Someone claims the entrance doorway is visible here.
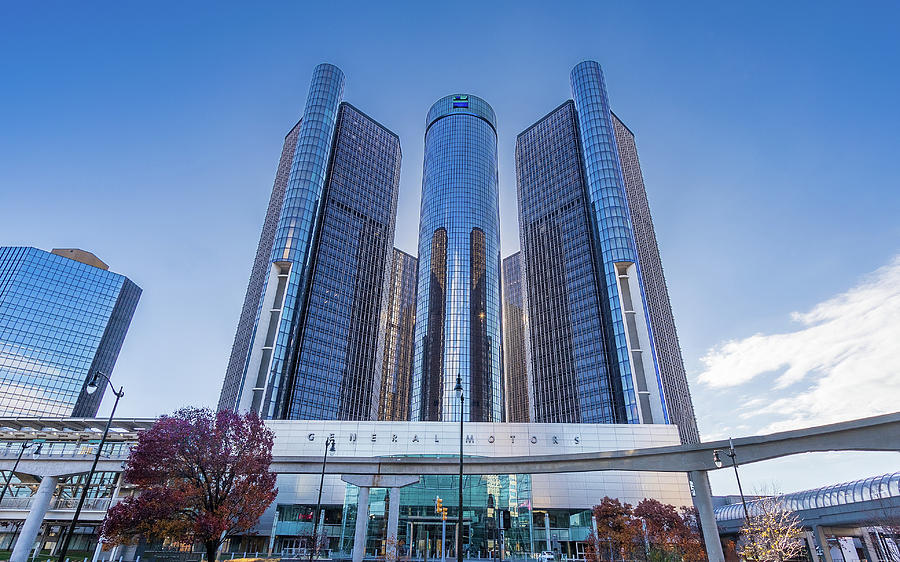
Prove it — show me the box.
[406,518,470,561]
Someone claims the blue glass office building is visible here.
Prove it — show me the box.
[221,64,402,420]
[378,249,418,421]
[516,100,623,424]
[516,61,697,439]
[502,252,528,423]
[220,120,301,413]
[611,114,699,443]
[0,247,140,417]
[411,94,503,422]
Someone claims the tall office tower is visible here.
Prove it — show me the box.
[502,252,528,422]
[0,247,141,417]
[411,94,503,422]
[377,249,417,421]
[219,121,301,412]
[517,99,623,424]
[219,64,402,420]
[516,61,694,436]
[611,115,699,443]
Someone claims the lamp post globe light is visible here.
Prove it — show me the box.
[57,371,124,562]
[714,438,751,522]
[455,374,464,562]
[310,435,336,561]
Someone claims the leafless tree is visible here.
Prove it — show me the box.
[737,495,804,562]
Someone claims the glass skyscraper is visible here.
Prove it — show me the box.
[501,252,528,422]
[378,249,417,421]
[220,64,402,420]
[516,61,698,442]
[517,100,623,424]
[411,94,503,422]
[0,247,141,417]
[611,114,699,443]
[220,120,301,412]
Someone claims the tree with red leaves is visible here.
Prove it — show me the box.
[100,408,278,562]
[589,497,706,562]
[634,499,707,562]
[635,499,683,553]
[593,497,641,560]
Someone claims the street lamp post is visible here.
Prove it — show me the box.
[713,438,750,521]
[0,440,42,505]
[454,374,464,562]
[57,371,124,562]
[309,435,335,562]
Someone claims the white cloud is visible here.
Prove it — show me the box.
[697,254,900,433]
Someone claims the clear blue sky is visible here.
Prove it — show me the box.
[2,1,899,496]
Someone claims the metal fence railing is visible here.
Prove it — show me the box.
[0,496,116,511]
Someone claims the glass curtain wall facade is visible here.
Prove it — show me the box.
[268,475,648,560]
[501,252,529,422]
[569,61,667,426]
[515,102,622,423]
[225,64,402,420]
[411,94,503,422]
[231,63,345,418]
[611,114,699,444]
[378,249,418,421]
[268,474,625,560]
[219,120,302,412]
[0,247,140,417]
[337,475,533,559]
[516,61,688,430]
[284,103,401,420]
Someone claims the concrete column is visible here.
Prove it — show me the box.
[860,530,879,562]
[544,512,551,550]
[11,475,58,562]
[688,471,725,562]
[805,530,822,562]
[386,487,401,560]
[341,475,418,562]
[352,486,370,562]
[815,526,835,562]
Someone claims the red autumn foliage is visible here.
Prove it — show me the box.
[634,499,706,561]
[593,497,642,560]
[634,499,684,550]
[589,496,706,561]
[100,408,278,562]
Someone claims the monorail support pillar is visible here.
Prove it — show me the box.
[815,525,835,562]
[689,470,724,562]
[11,475,58,562]
[342,475,419,562]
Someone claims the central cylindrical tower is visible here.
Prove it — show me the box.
[411,94,502,422]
